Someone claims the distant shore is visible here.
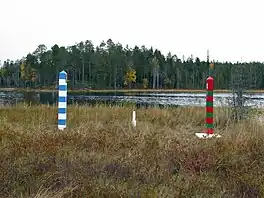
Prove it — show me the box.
[1,87,264,93]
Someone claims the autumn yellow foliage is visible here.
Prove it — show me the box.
[20,62,37,82]
[124,67,136,87]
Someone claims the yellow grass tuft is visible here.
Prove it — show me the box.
[0,105,264,197]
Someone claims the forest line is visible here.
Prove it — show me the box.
[0,39,262,90]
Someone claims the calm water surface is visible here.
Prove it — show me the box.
[1,91,264,108]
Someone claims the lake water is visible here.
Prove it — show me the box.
[1,91,264,108]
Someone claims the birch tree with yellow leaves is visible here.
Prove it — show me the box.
[124,66,136,89]
[20,62,37,87]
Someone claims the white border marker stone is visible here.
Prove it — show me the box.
[58,70,67,130]
[132,110,136,127]
[195,133,221,139]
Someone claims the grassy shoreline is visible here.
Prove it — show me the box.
[1,87,264,93]
[1,105,264,197]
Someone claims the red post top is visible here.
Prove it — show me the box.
[206,77,214,91]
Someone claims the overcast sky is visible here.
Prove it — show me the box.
[0,0,263,63]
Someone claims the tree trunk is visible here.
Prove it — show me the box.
[156,69,159,89]
[152,68,156,89]
[176,68,180,89]
[82,59,85,86]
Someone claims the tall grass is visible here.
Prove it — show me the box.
[0,105,264,197]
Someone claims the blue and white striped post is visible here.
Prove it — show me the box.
[58,70,67,130]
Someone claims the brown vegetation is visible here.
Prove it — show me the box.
[0,105,264,197]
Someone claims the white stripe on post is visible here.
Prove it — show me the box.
[59,79,67,85]
[58,102,67,109]
[58,70,67,131]
[58,113,67,120]
[58,90,67,97]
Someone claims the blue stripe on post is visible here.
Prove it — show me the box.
[59,72,67,79]
[58,96,67,103]
[58,85,67,91]
[58,108,66,114]
[58,119,66,125]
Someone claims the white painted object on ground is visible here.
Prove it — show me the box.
[132,110,136,127]
[195,132,221,139]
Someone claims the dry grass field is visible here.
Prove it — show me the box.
[1,105,264,197]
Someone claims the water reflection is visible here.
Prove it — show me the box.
[0,91,264,108]
[24,92,40,105]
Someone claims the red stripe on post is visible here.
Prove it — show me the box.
[206,106,213,113]
[206,96,213,102]
[207,128,214,134]
[207,77,214,90]
[206,117,213,124]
